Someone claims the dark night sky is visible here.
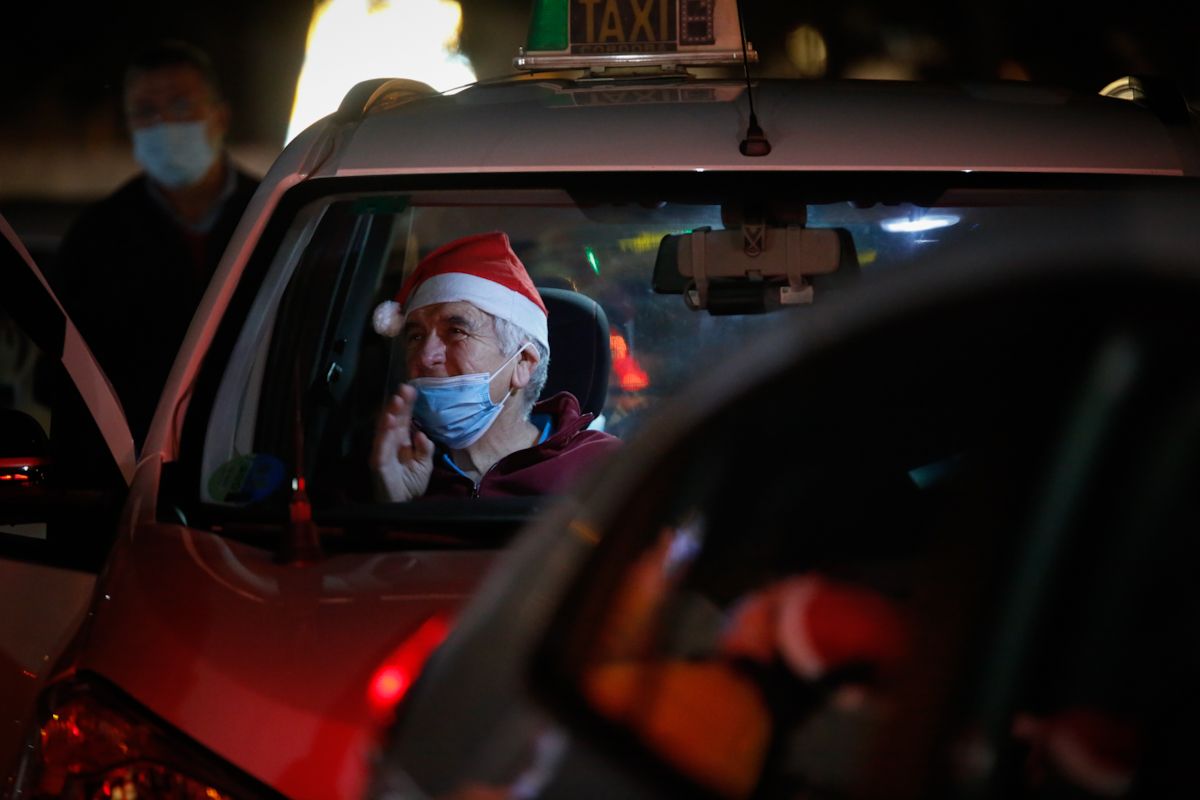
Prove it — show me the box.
[0,1,1197,189]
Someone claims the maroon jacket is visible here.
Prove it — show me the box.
[423,392,622,498]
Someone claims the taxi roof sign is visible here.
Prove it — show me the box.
[515,0,758,71]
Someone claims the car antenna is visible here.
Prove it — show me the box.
[279,358,322,564]
[736,0,770,157]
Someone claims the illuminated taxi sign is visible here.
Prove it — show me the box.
[516,0,756,71]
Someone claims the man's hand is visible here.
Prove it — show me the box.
[370,384,435,502]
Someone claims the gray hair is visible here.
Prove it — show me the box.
[493,315,550,414]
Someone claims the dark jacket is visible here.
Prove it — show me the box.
[53,165,258,445]
[425,392,622,498]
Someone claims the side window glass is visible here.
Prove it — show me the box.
[259,203,400,506]
[1,310,52,501]
[199,200,374,508]
[1,310,122,568]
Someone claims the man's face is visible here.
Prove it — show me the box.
[124,64,229,145]
[402,301,523,402]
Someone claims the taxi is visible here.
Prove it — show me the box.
[2,0,1199,798]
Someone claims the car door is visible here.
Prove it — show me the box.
[0,214,135,780]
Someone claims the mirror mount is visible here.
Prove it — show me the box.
[655,223,853,315]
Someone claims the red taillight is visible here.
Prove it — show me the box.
[39,703,133,794]
[30,696,236,799]
[367,613,453,719]
[0,472,30,481]
[18,679,270,799]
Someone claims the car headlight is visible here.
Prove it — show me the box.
[15,672,279,800]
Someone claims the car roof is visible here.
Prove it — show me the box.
[317,77,1195,177]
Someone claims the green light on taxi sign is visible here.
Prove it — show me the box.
[527,0,569,51]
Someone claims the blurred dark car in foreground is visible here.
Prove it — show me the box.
[373,196,1200,800]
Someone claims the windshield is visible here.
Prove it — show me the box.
[192,175,1177,538]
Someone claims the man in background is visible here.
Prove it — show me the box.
[54,40,259,446]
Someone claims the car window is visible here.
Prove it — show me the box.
[200,183,785,513]
[191,177,1188,524]
[1,311,53,514]
[0,309,124,569]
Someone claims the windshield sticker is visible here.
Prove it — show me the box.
[208,454,287,504]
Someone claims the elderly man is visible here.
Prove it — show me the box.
[54,40,258,446]
[371,232,621,500]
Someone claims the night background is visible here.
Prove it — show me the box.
[0,4,1198,791]
[1,0,1197,235]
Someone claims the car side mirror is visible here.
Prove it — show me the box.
[0,408,52,485]
[1,408,121,570]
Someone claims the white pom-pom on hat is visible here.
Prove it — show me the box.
[373,300,405,338]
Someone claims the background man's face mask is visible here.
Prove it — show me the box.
[409,346,527,450]
[132,121,218,189]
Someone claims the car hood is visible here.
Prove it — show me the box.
[74,523,496,800]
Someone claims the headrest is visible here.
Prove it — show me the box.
[537,287,611,418]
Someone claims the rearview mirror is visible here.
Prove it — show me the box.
[653,225,855,314]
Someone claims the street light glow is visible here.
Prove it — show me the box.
[286,0,476,144]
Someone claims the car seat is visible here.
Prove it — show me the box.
[537,287,611,418]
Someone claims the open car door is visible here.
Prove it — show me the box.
[0,215,134,489]
[0,213,136,781]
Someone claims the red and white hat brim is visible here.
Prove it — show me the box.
[406,272,549,349]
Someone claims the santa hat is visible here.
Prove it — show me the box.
[373,232,548,350]
[718,574,909,684]
[775,575,908,681]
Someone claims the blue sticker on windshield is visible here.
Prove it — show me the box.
[208,454,287,504]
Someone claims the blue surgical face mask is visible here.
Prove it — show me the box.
[132,121,218,189]
[409,346,527,450]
